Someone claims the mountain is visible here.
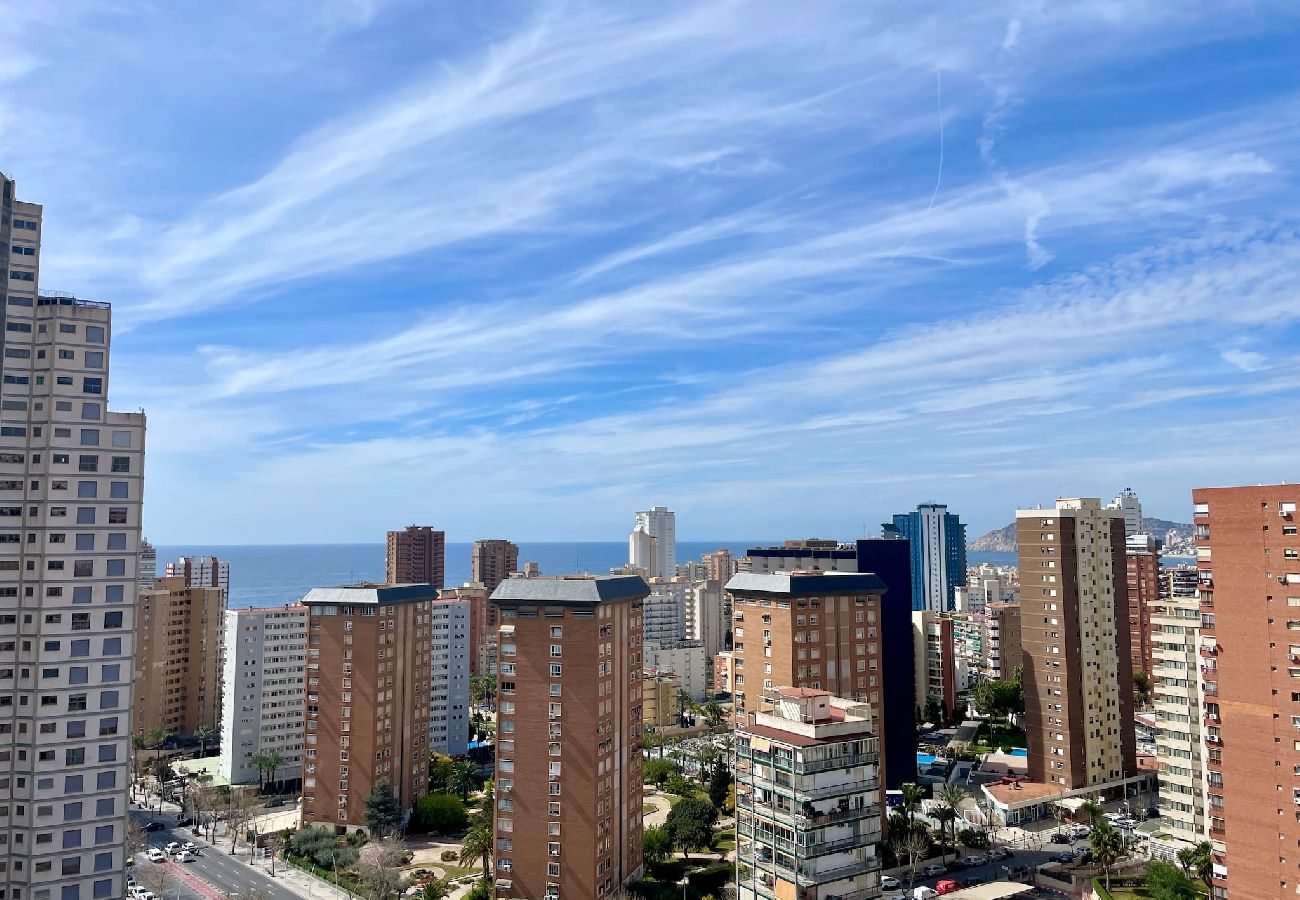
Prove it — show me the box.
[968,516,1195,555]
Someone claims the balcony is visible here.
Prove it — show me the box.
[738,849,880,887]
[802,776,880,800]
[1199,645,1218,657]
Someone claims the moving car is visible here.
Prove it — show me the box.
[1069,823,1091,839]
[144,849,166,863]
[989,846,1013,860]
[175,851,195,863]
[181,842,197,852]
[1050,832,1071,843]
[921,864,946,878]
[1053,851,1075,864]
[163,842,181,855]
[143,822,166,832]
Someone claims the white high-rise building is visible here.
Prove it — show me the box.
[137,538,156,594]
[642,589,684,646]
[220,606,307,786]
[633,505,676,580]
[165,554,231,605]
[0,173,146,900]
[628,525,656,577]
[430,596,470,756]
[683,579,725,657]
[1108,487,1144,538]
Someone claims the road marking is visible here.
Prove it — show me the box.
[169,863,226,900]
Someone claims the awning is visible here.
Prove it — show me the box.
[1054,797,1088,811]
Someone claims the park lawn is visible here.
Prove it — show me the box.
[643,802,658,816]
[970,721,1027,752]
[1095,880,1208,899]
[713,827,736,851]
[641,860,733,900]
[435,864,480,880]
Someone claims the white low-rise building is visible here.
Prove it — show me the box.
[220,605,308,786]
[643,639,709,701]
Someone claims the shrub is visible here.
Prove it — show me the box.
[410,793,468,835]
[957,827,988,849]
[439,850,459,862]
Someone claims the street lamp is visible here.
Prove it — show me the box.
[678,875,688,900]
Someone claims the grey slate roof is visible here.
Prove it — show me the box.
[490,574,650,606]
[301,583,436,605]
[724,571,886,597]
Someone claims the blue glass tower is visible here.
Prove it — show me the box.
[886,503,967,611]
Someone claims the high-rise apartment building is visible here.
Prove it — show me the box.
[642,640,708,701]
[725,573,885,757]
[1191,485,1300,899]
[888,503,967,611]
[1148,579,1207,852]
[642,589,684,646]
[735,689,883,900]
[1108,487,1144,538]
[741,539,917,789]
[632,506,675,580]
[1126,533,1161,678]
[0,173,146,900]
[491,575,649,900]
[472,540,519,599]
[386,526,445,590]
[164,554,230,605]
[984,601,1022,681]
[220,605,307,787]
[1017,498,1136,789]
[300,585,433,832]
[137,538,156,594]
[429,594,470,757]
[683,579,725,658]
[912,611,957,723]
[132,576,224,737]
[444,583,493,676]
[702,549,736,585]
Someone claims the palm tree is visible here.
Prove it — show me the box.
[676,689,693,725]
[702,701,725,729]
[194,724,217,758]
[448,759,480,802]
[1179,840,1213,887]
[938,784,968,845]
[644,730,666,759]
[900,782,923,834]
[1077,799,1103,827]
[131,734,148,800]
[933,806,957,863]
[1090,820,1126,891]
[251,750,283,793]
[459,824,493,880]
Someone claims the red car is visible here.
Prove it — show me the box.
[935,880,962,895]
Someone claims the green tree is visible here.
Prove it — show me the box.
[676,689,694,724]
[1145,860,1197,900]
[464,879,492,900]
[1177,840,1213,887]
[643,731,666,759]
[1090,820,1126,891]
[447,759,481,802]
[643,826,672,865]
[899,782,923,834]
[664,774,692,797]
[644,758,677,787]
[470,782,493,831]
[1077,799,1103,827]
[1133,669,1152,703]
[364,779,404,837]
[420,880,452,900]
[972,678,1023,721]
[459,825,493,881]
[936,783,968,863]
[707,763,732,810]
[702,701,725,729]
[194,724,217,758]
[469,675,497,708]
[251,748,284,793]
[410,794,468,835]
[665,797,717,858]
[428,753,455,792]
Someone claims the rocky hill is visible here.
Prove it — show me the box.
[969,517,1195,555]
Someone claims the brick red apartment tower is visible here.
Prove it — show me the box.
[491,575,650,900]
[1194,485,1300,899]
[1127,533,1161,679]
[386,525,445,590]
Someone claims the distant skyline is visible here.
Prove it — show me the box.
[4,2,1299,543]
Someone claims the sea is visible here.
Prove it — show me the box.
[152,542,1024,609]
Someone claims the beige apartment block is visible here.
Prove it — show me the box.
[132,576,225,737]
[642,669,680,728]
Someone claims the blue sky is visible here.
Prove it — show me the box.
[4,1,1299,543]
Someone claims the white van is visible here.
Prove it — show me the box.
[912,888,939,900]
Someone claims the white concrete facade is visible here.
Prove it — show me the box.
[633,506,676,580]
[219,606,307,786]
[684,579,725,658]
[643,640,708,701]
[1108,487,1144,538]
[1150,589,1208,845]
[642,589,684,647]
[136,538,155,594]
[0,175,146,900]
[165,555,230,606]
[430,597,470,757]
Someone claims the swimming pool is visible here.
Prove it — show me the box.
[1008,747,1028,757]
[917,753,938,766]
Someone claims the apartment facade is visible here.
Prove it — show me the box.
[164,555,230,605]
[683,579,725,658]
[471,540,518,599]
[300,585,433,832]
[491,575,649,900]
[735,689,883,900]
[220,605,307,787]
[984,601,1022,681]
[1148,583,1207,849]
[1126,534,1161,678]
[642,589,684,646]
[1192,485,1300,899]
[0,174,146,900]
[386,526,445,590]
[132,576,224,737]
[429,595,470,757]
[136,539,156,594]
[642,640,708,701]
[444,583,492,677]
[1018,498,1136,789]
[912,611,957,723]
[642,670,679,728]
[632,506,675,580]
[889,503,967,612]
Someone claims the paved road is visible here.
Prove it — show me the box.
[131,810,301,900]
[887,833,1090,896]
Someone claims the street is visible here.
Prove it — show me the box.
[888,830,1090,896]
[130,809,303,900]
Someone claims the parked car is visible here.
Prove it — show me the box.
[143,822,165,832]
[989,847,1013,860]
[1053,852,1075,865]
[935,880,962,895]
[181,842,197,852]
[944,859,966,872]
[960,854,987,867]
[1069,823,1090,838]
[144,849,166,863]
[134,890,156,900]
[881,876,902,891]
[264,798,286,808]
[912,888,939,900]
[175,851,195,863]
[921,864,946,878]
[163,842,181,855]
[1116,816,1138,828]
[1049,832,1071,843]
